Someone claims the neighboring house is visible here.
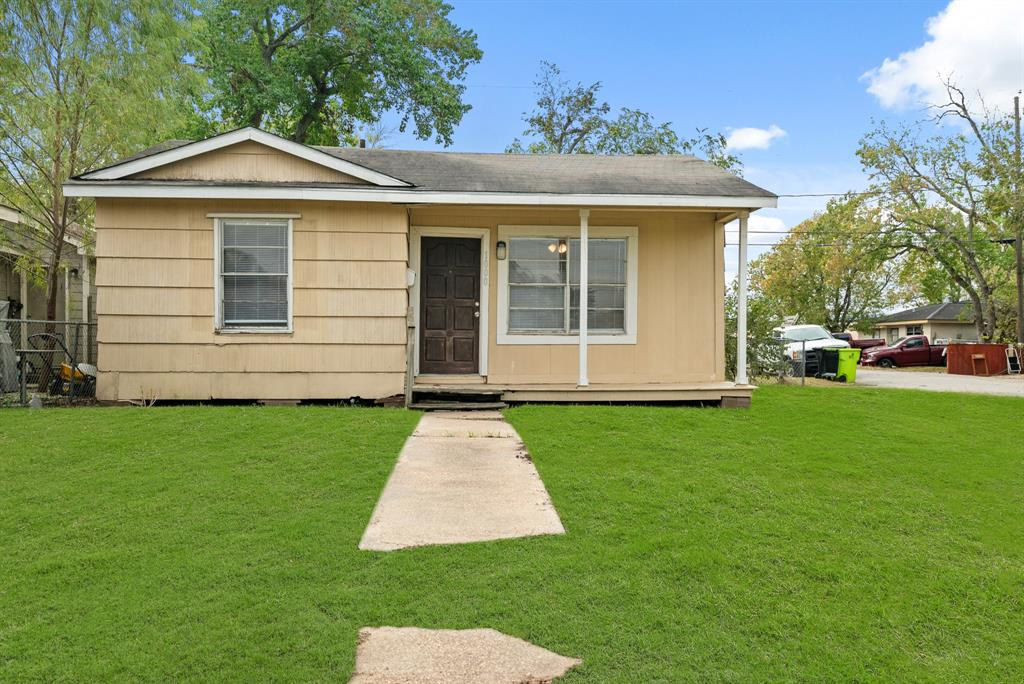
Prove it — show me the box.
[63,127,776,405]
[0,204,96,324]
[873,302,977,343]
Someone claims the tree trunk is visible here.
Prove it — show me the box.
[45,245,63,320]
[966,291,986,341]
[983,296,998,342]
[292,82,330,143]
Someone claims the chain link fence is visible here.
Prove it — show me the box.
[1,319,98,406]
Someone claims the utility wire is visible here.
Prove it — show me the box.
[775,191,878,198]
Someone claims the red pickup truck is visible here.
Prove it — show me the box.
[860,335,947,368]
[830,332,886,350]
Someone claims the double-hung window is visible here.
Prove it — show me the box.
[499,226,637,344]
[216,218,292,331]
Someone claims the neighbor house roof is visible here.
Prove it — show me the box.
[877,302,973,323]
[63,127,777,209]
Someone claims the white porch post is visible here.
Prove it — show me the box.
[79,248,90,324]
[19,267,28,349]
[736,212,749,385]
[64,266,71,343]
[578,208,590,386]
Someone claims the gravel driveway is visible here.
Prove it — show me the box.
[857,368,1024,397]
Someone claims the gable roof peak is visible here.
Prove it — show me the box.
[77,127,411,187]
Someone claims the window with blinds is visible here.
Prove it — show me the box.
[507,237,627,334]
[218,219,290,329]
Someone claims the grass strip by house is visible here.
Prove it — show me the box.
[2,386,1023,681]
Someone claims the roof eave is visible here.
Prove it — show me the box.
[61,180,778,209]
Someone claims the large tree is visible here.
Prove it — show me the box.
[750,196,897,333]
[193,0,482,145]
[507,62,741,172]
[0,0,199,321]
[858,82,1019,341]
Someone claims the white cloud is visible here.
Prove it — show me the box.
[725,125,787,151]
[863,0,1024,110]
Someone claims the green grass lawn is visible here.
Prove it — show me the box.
[2,386,1023,681]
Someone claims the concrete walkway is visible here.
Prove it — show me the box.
[350,627,580,683]
[858,368,1024,397]
[359,411,565,551]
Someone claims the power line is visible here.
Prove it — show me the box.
[775,191,877,198]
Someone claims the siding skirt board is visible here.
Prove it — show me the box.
[412,380,754,404]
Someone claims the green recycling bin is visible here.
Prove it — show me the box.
[836,348,861,382]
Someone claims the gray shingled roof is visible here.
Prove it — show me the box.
[85,138,776,199]
[878,301,973,323]
[320,147,776,198]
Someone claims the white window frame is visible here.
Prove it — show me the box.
[213,215,295,334]
[496,225,638,345]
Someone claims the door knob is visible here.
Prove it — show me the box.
[474,311,480,318]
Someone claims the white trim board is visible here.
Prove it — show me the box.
[80,127,410,187]
[410,226,491,377]
[62,180,777,209]
[496,224,639,346]
[0,205,22,223]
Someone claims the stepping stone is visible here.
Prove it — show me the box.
[359,413,565,551]
[350,627,580,683]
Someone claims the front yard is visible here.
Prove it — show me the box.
[2,386,1023,680]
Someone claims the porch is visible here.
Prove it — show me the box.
[411,375,754,408]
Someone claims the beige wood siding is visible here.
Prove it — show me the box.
[129,141,366,184]
[94,198,408,401]
[409,206,725,385]
[926,321,978,342]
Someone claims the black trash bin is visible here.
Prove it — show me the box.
[817,347,841,379]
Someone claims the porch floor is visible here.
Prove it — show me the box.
[412,379,755,403]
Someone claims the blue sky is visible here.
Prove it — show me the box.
[382,0,1024,276]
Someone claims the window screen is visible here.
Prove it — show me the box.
[220,220,289,328]
[507,236,627,334]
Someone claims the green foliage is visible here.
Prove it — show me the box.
[858,82,1021,340]
[5,393,1024,680]
[505,61,609,155]
[193,0,482,145]
[0,0,200,317]
[725,280,788,381]
[750,195,898,332]
[507,62,741,173]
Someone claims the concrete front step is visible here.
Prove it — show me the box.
[409,400,508,411]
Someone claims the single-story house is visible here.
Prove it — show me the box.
[63,127,776,406]
[873,302,977,344]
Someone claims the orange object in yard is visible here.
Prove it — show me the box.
[946,343,1009,376]
[58,362,89,382]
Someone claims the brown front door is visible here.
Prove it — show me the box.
[419,236,481,374]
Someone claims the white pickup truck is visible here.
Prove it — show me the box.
[776,324,850,368]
